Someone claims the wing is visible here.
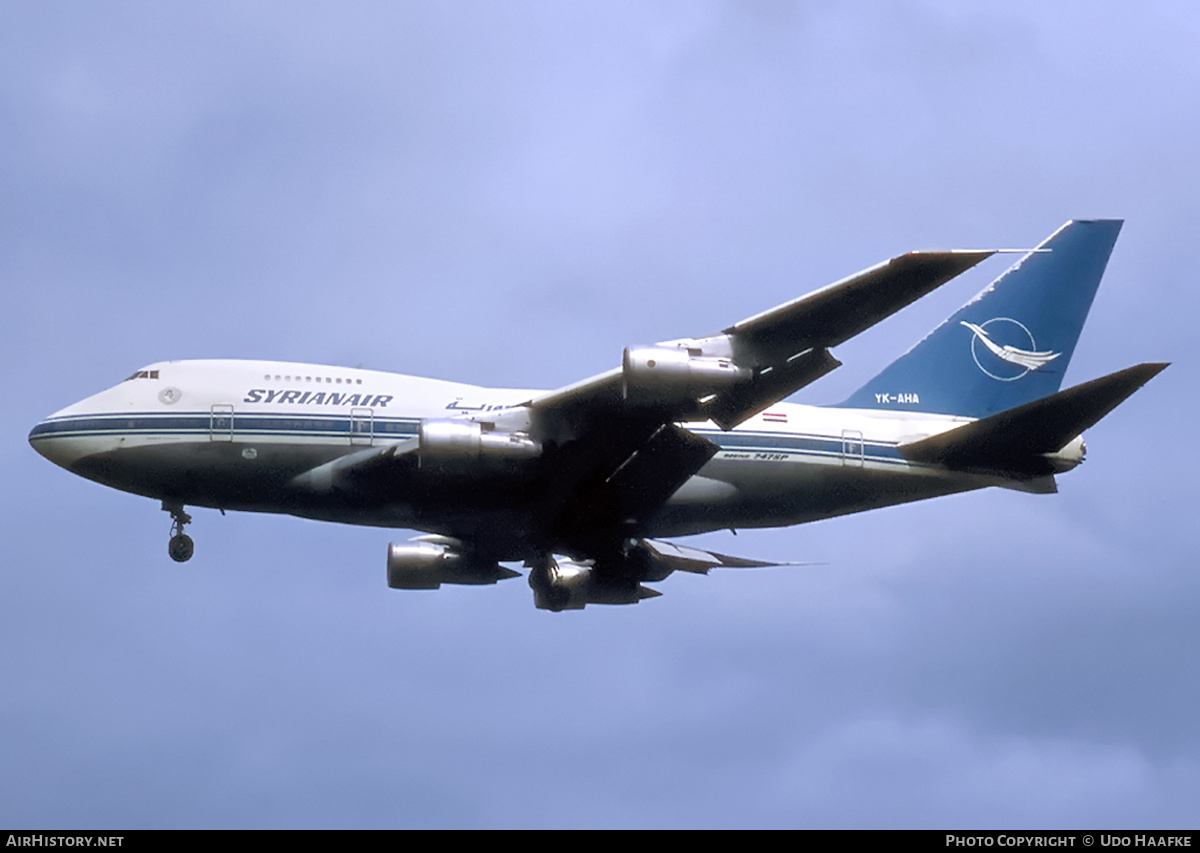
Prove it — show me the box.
[528,250,995,435]
[519,249,996,551]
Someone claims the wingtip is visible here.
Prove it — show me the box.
[1139,362,1170,381]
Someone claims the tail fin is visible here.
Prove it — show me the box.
[839,220,1122,417]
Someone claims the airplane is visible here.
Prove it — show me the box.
[29,219,1166,610]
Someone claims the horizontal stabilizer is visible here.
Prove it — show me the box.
[899,362,1168,475]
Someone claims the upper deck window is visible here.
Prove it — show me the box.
[261,373,365,385]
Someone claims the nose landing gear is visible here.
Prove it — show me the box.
[164,502,194,563]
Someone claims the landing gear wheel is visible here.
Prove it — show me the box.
[168,533,194,563]
[163,501,194,563]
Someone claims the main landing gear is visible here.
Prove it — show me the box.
[164,501,194,563]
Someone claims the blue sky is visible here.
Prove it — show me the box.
[2,1,1197,828]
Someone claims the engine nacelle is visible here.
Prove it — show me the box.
[417,419,540,465]
[387,537,519,589]
[528,556,660,611]
[622,346,748,403]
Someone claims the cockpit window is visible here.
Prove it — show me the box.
[123,370,160,381]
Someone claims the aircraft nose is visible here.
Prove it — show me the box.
[29,414,79,470]
[30,417,62,465]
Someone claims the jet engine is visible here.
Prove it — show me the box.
[527,555,661,612]
[386,536,519,589]
[417,419,540,465]
[622,346,748,403]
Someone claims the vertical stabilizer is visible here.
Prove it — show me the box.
[838,220,1122,418]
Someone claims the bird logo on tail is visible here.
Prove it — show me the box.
[962,319,1061,381]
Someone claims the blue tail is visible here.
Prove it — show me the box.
[838,219,1122,418]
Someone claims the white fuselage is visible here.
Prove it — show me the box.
[30,359,1080,557]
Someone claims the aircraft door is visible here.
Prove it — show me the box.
[841,429,864,467]
[350,407,373,446]
[210,404,234,442]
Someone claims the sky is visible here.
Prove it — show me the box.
[2,0,1197,829]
